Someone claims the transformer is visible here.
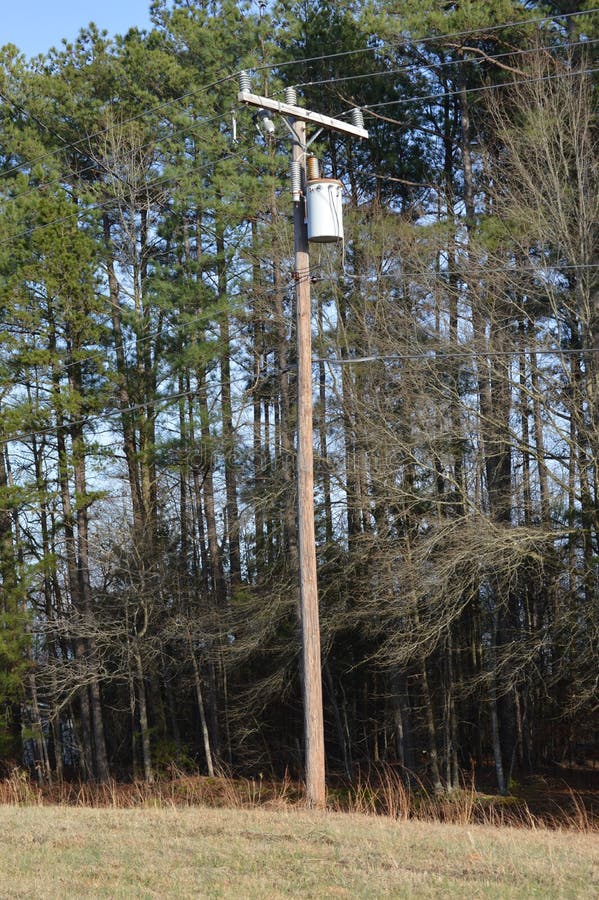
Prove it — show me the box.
[306,178,344,243]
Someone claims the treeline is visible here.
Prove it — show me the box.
[0,0,597,793]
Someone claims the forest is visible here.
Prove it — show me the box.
[0,0,597,798]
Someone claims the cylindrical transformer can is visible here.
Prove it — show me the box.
[306,178,344,243]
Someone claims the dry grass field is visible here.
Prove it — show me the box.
[0,804,597,898]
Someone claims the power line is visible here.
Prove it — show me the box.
[0,9,593,223]
[0,388,192,444]
[334,260,599,276]
[314,347,599,366]
[0,148,245,249]
[0,88,134,196]
[5,254,590,376]
[5,291,254,378]
[0,72,239,182]
[1,61,594,251]
[1,257,595,384]
[0,107,234,209]
[2,334,597,446]
[290,37,598,91]
[291,261,599,291]
[363,66,598,113]
[0,134,284,250]
[1,6,594,184]
[250,7,598,78]
[268,10,599,75]
[0,121,284,248]
[383,8,598,45]
[0,361,268,445]
[3,57,593,232]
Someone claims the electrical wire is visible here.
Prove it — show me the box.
[0,15,594,443]
[314,347,599,366]
[2,59,594,251]
[5,294,256,379]
[0,362,269,445]
[1,251,593,391]
[0,14,593,241]
[289,37,598,91]
[1,6,595,184]
[290,262,599,290]
[3,337,597,446]
[0,13,595,401]
[0,388,193,444]
[0,141,282,251]
[0,147,245,249]
[0,244,300,386]
[333,260,599,277]
[0,88,134,196]
[0,117,282,249]
[250,8,598,79]
[0,106,235,209]
[386,8,599,44]
[0,72,240,181]
[362,66,599,113]
[4,359,258,411]
[3,255,595,380]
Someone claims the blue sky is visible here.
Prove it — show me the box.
[2,1,154,58]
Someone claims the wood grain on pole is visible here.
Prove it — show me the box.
[293,118,326,808]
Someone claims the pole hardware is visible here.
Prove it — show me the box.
[237,88,369,140]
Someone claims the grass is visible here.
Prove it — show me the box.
[0,804,597,898]
[1,765,596,830]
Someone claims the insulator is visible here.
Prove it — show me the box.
[350,107,365,129]
[257,109,276,135]
[238,71,251,93]
[290,160,302,201]
[306,155,320,181]
[285,87,298,106]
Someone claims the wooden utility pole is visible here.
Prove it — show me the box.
[237,76,368,808]
[292,116,325,808]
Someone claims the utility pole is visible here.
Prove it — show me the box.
[238,76,368,808]
[292,114,325,807]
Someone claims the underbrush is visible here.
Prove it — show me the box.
[332,767,596,831]
[0,766,301,811]
[0,765,595,831]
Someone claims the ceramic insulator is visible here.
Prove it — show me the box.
[238,71,251,92]
[350,108,365,129]
[290,160,302,201]
[285,87,297,106]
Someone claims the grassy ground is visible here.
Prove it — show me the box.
[0,805,596,898]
